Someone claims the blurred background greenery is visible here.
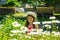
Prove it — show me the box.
[0,0,60,40]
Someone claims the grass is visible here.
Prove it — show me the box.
[0,15,60,40]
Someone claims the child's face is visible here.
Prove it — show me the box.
[27,16,33,23]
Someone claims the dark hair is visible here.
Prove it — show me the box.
[25,15,35,28]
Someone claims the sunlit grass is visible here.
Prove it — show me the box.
[0,14,60,40]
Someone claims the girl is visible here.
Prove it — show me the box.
[25,12,38,31]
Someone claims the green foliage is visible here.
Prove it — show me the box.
[0,14,60,40]
[2,0,21,7]
[1,0,55,7]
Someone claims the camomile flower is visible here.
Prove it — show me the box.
[54,32,60,37]
[10,30,20,34]
[54,32,58,37]
[12,22,21,27]
[52,20,60,23]
[43,25,51,29]
[37,29,43,32]
[42,21,52,24]
[42,31,50,35]
[24,35,31,39]
[20,26,28,33]
[49,16,56,19]
[33,22,40,24]
[43,31,47,35]
[52,31,56,34]
[20,26,27,31]
[39,31,44,35]
[45,31,50,35]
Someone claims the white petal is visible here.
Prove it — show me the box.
[49,16,56,19]
[33,22,40,24]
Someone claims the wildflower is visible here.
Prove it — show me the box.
[10,30,20,34]
[42,21,51,24]
[49,16,56,19]
[33,22,40,24]
[25,35,31,39]
[12,22,21,27]
[20,26,28,33]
